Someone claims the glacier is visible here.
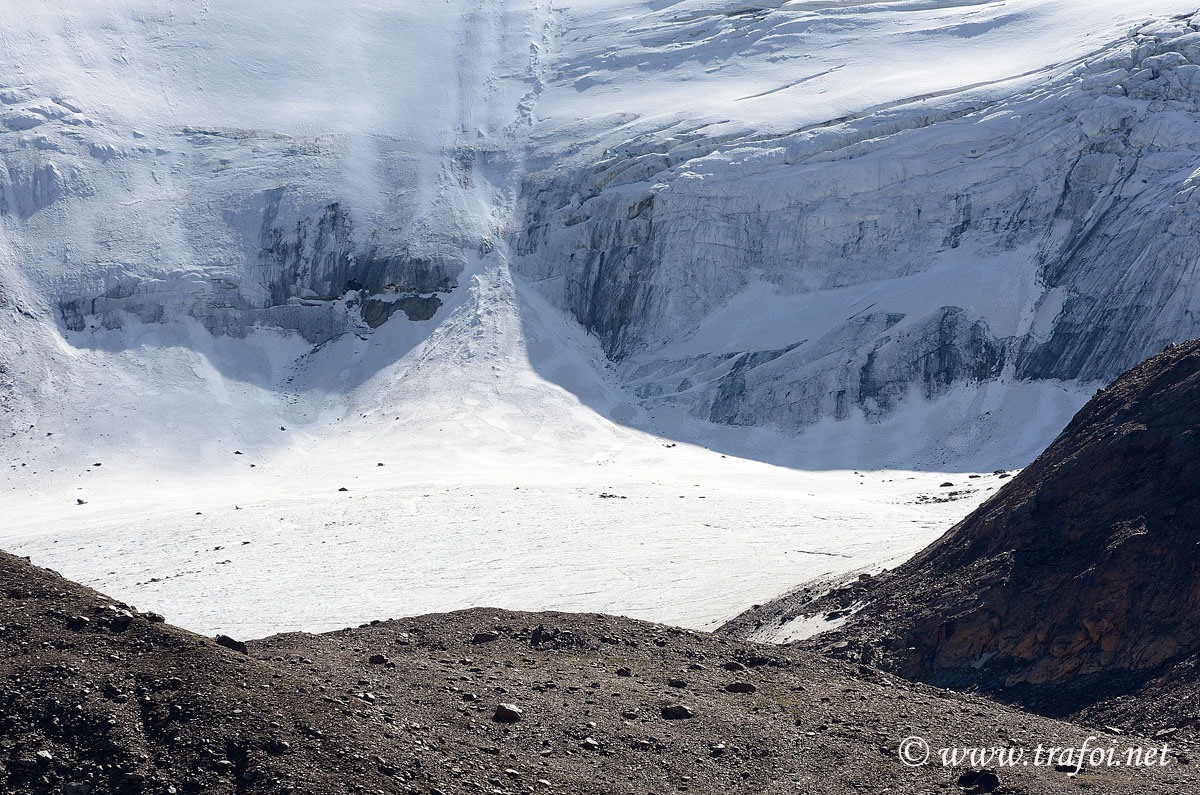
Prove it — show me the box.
[3,0,1200,634]
[2,1,1199,462]
[515,1,1200,442]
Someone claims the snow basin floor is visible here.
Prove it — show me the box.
[3,460,999,640]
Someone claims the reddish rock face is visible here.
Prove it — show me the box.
[819,340,1200,701]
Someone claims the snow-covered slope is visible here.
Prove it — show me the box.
[2,1,1199,634]
[3,257,1004,636]
[0,0,545,350]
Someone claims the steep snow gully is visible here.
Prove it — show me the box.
[4,1,1200,635]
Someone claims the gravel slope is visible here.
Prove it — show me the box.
[4,549,1198,794]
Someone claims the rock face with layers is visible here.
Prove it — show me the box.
[775,339,1200,717]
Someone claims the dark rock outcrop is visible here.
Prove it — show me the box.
[360,294,442,327]
[789,339,1200,721]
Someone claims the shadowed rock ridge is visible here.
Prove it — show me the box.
[5,550,1196,794]
[798,338,1200,718]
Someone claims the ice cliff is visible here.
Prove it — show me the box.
[516,5,1200,433]
[3,0,1200,459]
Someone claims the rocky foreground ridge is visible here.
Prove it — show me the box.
[4,549,1195,794]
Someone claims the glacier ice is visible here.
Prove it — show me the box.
[7,0,1200,636]
[2,0,1200,462]
[516,9,1200,437]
